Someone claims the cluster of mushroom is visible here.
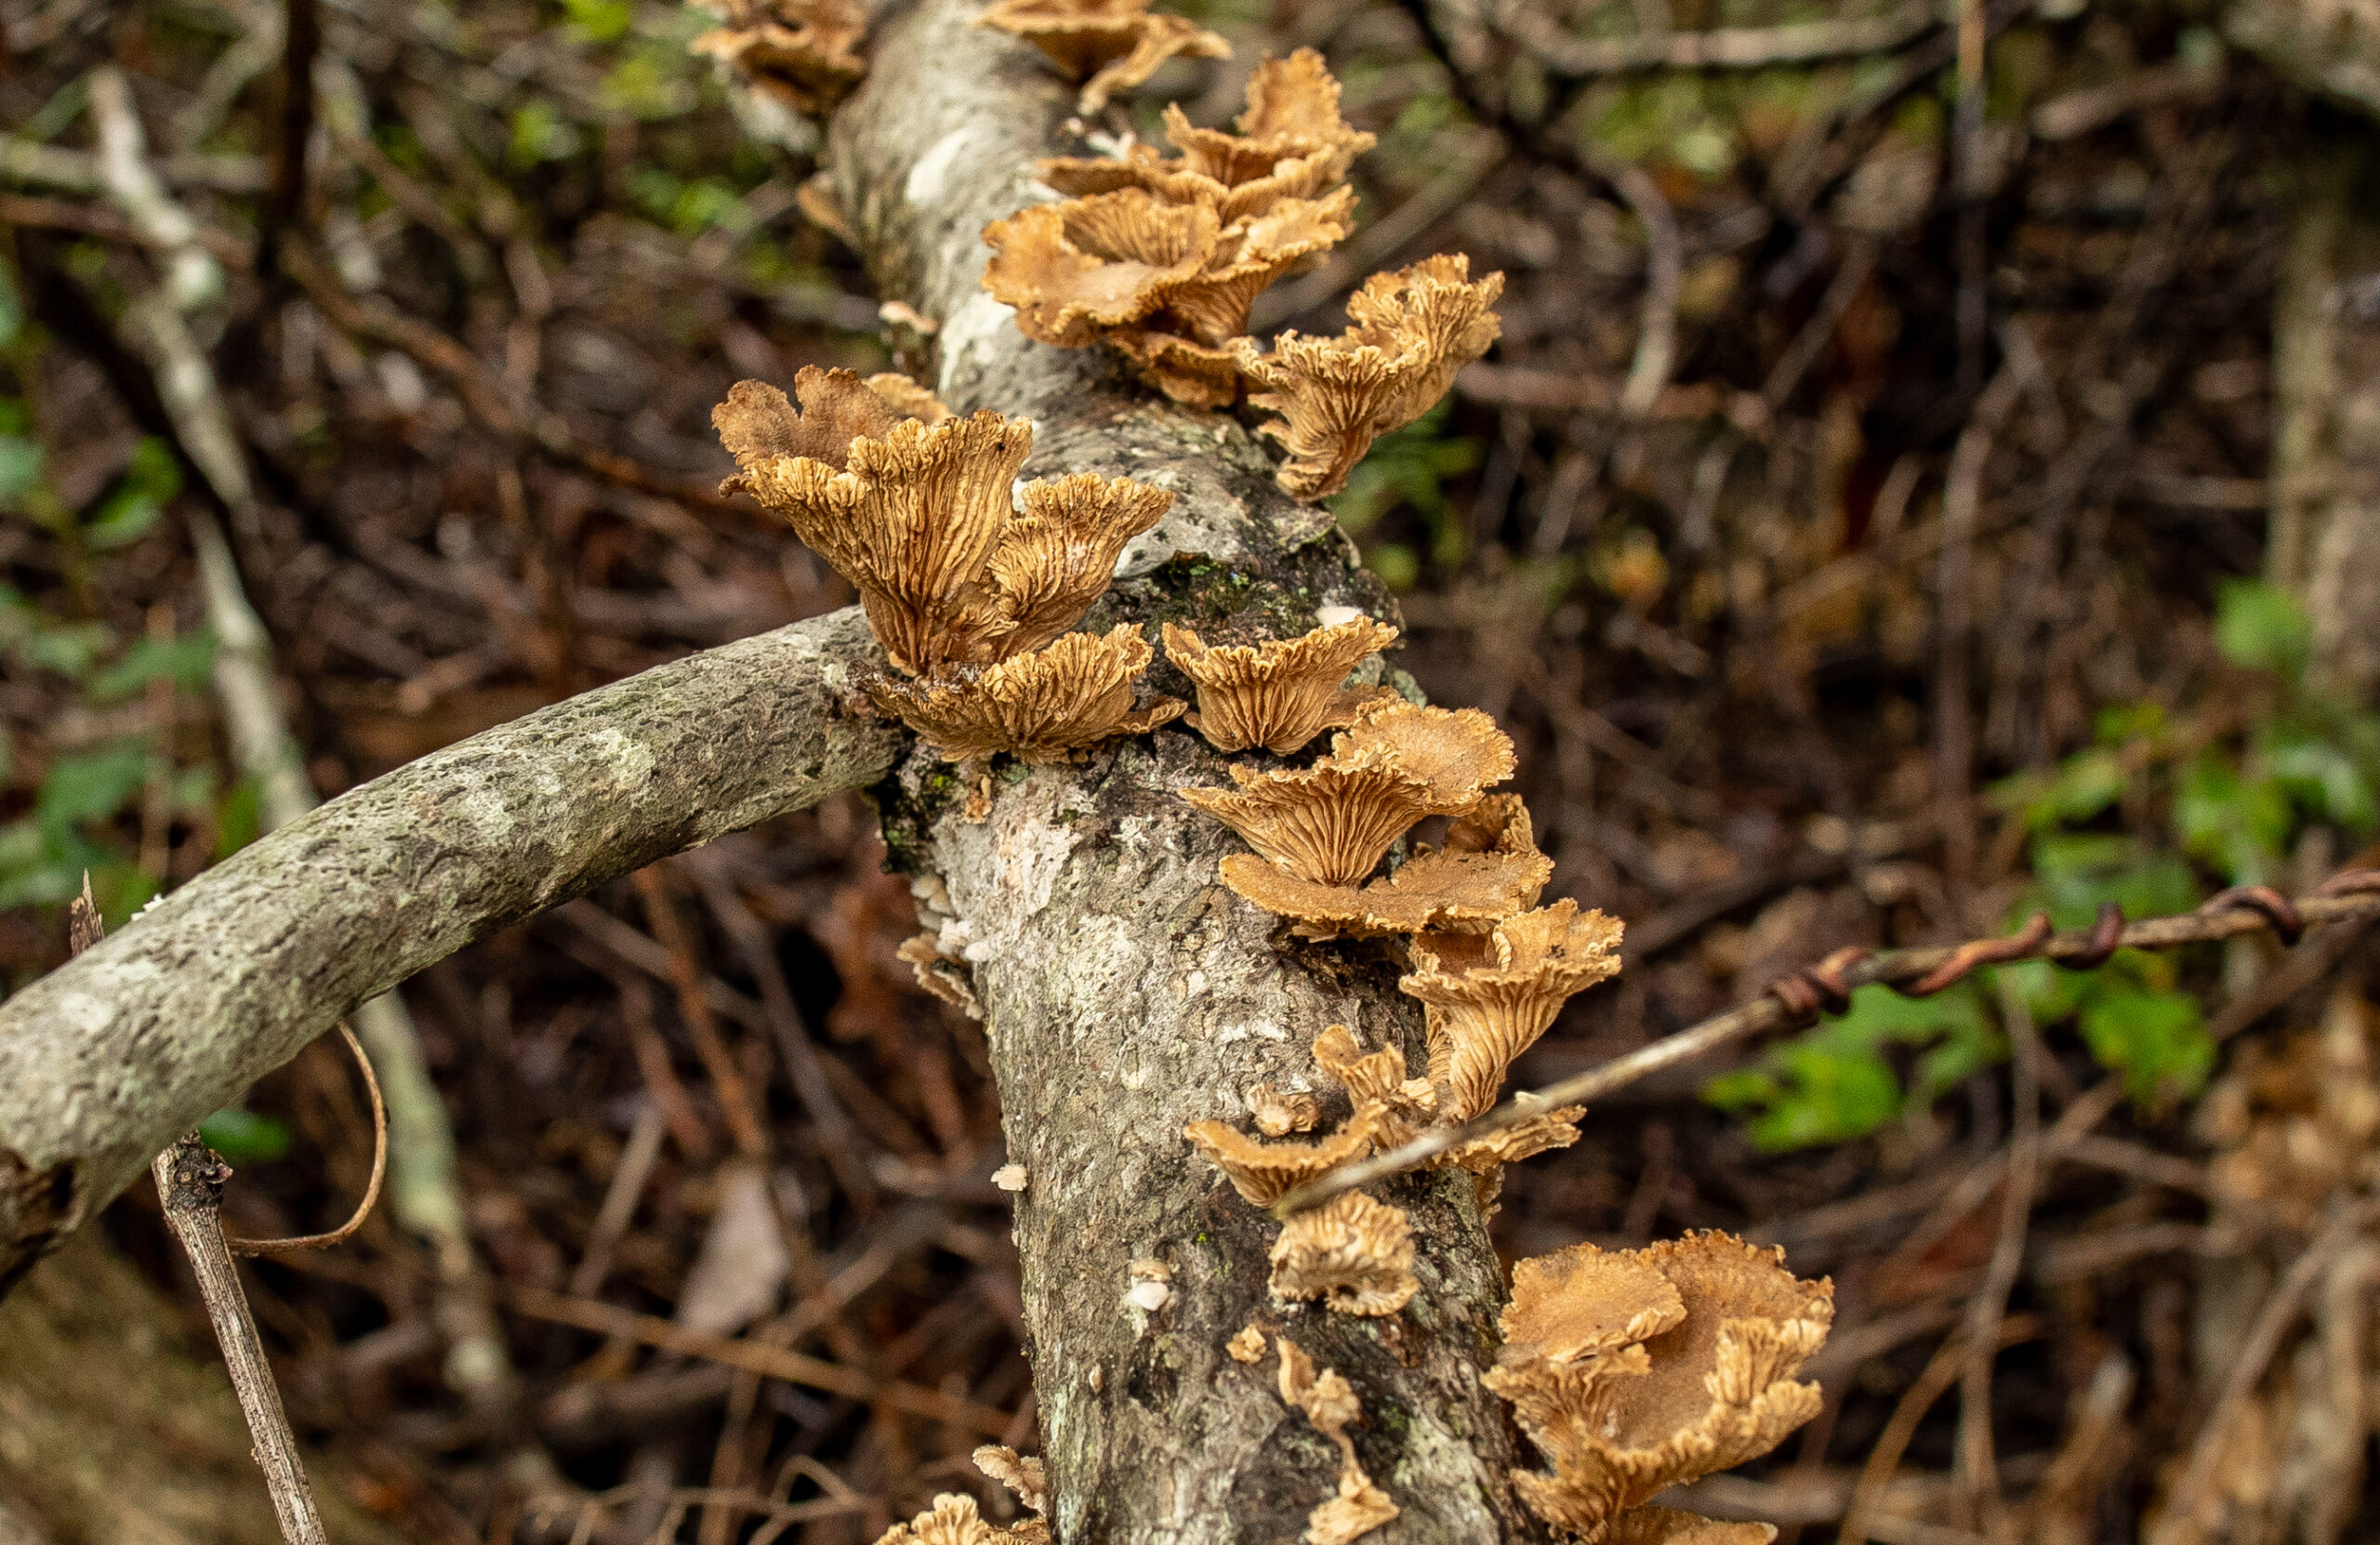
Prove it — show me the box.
[690,0,868,115]
[1165,616,1832,1543]
[712,366,1187,780]
[977,42,1504,498]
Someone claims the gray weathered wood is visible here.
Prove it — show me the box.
[833,6,1541,1538]
[0,608,897,1292]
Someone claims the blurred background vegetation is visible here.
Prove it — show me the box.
[5,0,2380,1538]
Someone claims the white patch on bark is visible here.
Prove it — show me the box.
[939,291,1018,400]
[905,127,972,207]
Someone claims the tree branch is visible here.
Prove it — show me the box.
[0,608,898,1292]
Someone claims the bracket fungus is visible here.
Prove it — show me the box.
[863,625,1184,765]
[1183,1102,1382,1206]
[1402,898,1625,1122]
[984,49,1373,405]
[1182,701,1516,887]
[1249,1082,1323,1137]
[1268,1189,1418,1317]
[1484,1233,1833,1542]
[1236,254,1506,500]
[984,186,1355,406]
[716,368,1188,771]
[715,368,1168,675]
[690,0,867,115]
[1277,1338,1400,1545]
[1162,615,1398,755]
[1310,1023,1435,1149]
[972,1446,1049,1516]
[974,0,1231,115]
[872,1492,1046,1545]
[1219,792,1553,939]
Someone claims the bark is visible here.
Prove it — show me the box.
[0,608,898,1293]
[831,7,1540,1540]
[2267,139,2380,701]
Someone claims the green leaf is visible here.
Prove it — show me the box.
[34,741,151,839]
[88,629,216,703]
[1988,746,2124,832]
[0,436,43,508]
[83,437,182,549]
[214,776,261,859]
[2175,753,2292,883]
[1701,981,1997,1150]
[2078,988,2213,1105]
[2266,732,2378,833]
[562,0,634,42]
[2214,579,2309,680]
[197,1108,292,1162]
[0,266,21,348]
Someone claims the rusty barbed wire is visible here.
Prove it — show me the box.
[1274,867,2380,1217]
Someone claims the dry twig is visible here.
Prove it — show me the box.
[1277,870,2380,1213]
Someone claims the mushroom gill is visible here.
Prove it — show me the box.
[1309,1023,1435,1149]
[862,625,1184,766]
[689,0,867,115]
[1162,615,1399,755]
[1401,898,1624,1122]
[1181,702,1515,887]
[1268,1189,1418,1317]
[1236,254,1505,500]
[1484,1233,1833,1542]
[974,0,1231,114]
[713,367,1171,677]
[1217,792,1551,939]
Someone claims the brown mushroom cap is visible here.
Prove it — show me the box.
[972,1446,1049,1514]
[1269,1190,1418,1317]
[1248,1083,1323,1137]
[690,0,867,115]
[1162,616,1399,755]
[1501,1242,1686,1365]
[1183,1103,1382,1206]
[1182,703,1514,887]
[715,369,1170,676]
[1484,1233,1833,1539]
[863,625,1183,765]
[974,0,1232,114]
[1237,254,1505,500]
[1402,899,1624,1121]
[1214,792,1550,937]
[981,47,1372,406]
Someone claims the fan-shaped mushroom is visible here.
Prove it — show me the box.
[1236,255,1505,500]
[862,626,1183,765]
[1277,1338,1400,1545]
[1268,1189,1418,1317]
[714,368,1171,677]
[1182,702,1515,887]
[690,0,866,115]
[1484,1233,1834,1541]
[1216,793,1551,938]
[1162,615,1398,755]
[982,49,1372,405]
[974,0,1231,114]
[1401,899,1624,1121]
[1183,1103,1382,1206]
